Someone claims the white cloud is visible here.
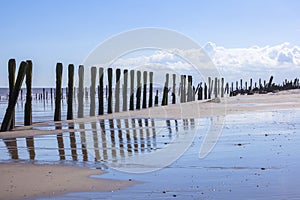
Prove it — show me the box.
[204,42,300,68]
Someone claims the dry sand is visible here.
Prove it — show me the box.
[0,89,300,200]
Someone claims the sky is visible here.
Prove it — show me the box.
[0,0,300,87]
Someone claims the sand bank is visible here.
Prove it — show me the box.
[0,163,134,200]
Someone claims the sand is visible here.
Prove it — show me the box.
[0,163,134,200]
[0,89,300,200]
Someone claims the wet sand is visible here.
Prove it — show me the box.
[0,163,134,200]
[0,89,300,200]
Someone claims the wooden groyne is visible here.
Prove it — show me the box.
[1,58,300,132]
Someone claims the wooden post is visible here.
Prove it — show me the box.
[107,68,113,114]
[208,77,211,99]
[183,75,186,102]
[54,63,63,121]
[214,77,218,98]
[240,79,243,90]
[67,64,74,120]
[204,82,207,99]
[50,88,53,100]
[129,70,134,111]
[78,65,84,118]
[198,83,203,100]
[136,71,141,110]
[187,75,193,102]
[1,61,27,132]
[90,67,97,116]
[148,72,153,108]
[123,69,128,111]
[98,67,104,115]
[115,68,121,112]
[221,78,224,98]
[180,75,184,103]
[8,59,16,130]
[24,60,32,125]
[154,90,159,106]
[250,78,253,91]
[142,71,147,109]
[162,73,169,106]
[172,74,176,104]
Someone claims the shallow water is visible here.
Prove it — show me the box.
[1,110,300,199]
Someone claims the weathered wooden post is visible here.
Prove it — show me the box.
[78,65,84,118]
[24,60,32,125]
[183,75,186,102]
[123,69,128,111]
[214,77,218,98]
[162,73,169,106]
[115,68,121,112]
[54,63,63,121]
[187,75,193,102]
[148,72,153,108]
[8,59,16,130]
[129,70,134,111]
[1,61,27,132]
[98,67,104,115]
[250,78,253,91]
[107,68,113,114]
[136,71,142,109]
[221,78,224,98]
[180,75,184,103]
[208,77,211,99]
[154,90,159,106]
[240,79,243,91]
[67,64,74,120]
[198,83,203,100]
[172,74,176,104]
[204,82,207,99]
[90,67,97,116]
[142,71,147,109]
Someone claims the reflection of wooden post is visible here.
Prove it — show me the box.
[107,68,113,114]
[25,60,32,125]
[1,61,27,132]
[57,134,65,160]
[90,67,97,116]
[54,63,63,121]
[172,74,176,104]
[8,59,16,130]
[142,71,147,109]
[115,68,121,112]
[162,73,169,106]
[149,72,153,108]
[78,65,84,118]
[129,70,134,111]
[123,69,128,111]
[98,67,104,115]
[136,71,141,110]
[26,137,35,160]
[187,75,193,102]
[67,64,74,120]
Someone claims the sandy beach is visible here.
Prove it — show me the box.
[1,89,300,200]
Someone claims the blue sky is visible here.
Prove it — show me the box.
[0,0,299,86]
